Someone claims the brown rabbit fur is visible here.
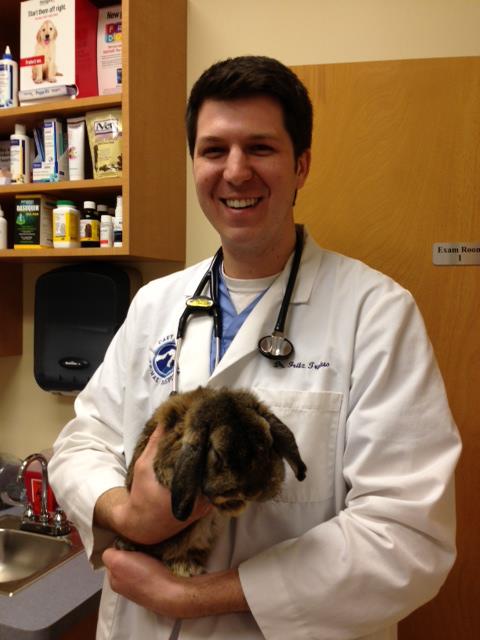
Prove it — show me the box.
[116,386,307,577]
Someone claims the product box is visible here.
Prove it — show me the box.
[14,194,55,248]
[97,4,122,95]
[32,117,69,182]
[19,0,98,98]
[18,83,77,105]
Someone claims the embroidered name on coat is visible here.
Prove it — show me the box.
[288,361,330,369]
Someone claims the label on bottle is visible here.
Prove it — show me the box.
[53,208,79,243]
[80,218,100,243]
[10,138,26,183]
[100,218,113,247]
[0,62,15,108]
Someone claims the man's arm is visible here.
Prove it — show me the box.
[102,547,249,618]
[93,425,212,546]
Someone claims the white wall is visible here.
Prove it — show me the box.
[1,0,479,458]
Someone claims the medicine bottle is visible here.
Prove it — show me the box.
[100,214,114,248]
[53,200,80,248]
[10,123,30,184]
[80,200,100,248]
[0,46,18,109]
[97,203,109,218]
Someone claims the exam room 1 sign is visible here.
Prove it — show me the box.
[433,243,480,265]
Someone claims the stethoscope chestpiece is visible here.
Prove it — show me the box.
[258,331,294,360]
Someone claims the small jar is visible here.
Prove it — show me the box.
[53,200,80,248]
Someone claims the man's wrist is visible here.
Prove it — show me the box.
[94,486,171,545]
[102,547,250,619]
[178,568,249,618]
[94,487,130,537]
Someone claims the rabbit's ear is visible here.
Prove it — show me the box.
[170,431,208,521]
[261,409,307,481]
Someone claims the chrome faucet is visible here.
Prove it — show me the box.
[17,453,70,536]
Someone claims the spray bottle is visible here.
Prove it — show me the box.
[0,46,18,109]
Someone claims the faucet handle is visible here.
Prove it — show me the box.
[23,502,36,521]
[52,507,71,535]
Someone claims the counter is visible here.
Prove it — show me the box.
[0,508,104,639]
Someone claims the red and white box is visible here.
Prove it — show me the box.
[24,470,58,516]
[20,0,98,98]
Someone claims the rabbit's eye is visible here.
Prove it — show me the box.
[211,448,224,470]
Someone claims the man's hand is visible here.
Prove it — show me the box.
[94,424,212,545]
[102,547,249,618]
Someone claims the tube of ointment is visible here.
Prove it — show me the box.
[66,116,86,181]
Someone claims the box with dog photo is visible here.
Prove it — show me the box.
[19,0,98,97]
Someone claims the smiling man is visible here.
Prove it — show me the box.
[192,95,310,277]
[50,56,461,640]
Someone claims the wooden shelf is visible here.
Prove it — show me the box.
[0,0,187,355]
[0,177,122,196]
[0,95,122,137]
[0,246,129,262]
[0,0,187,263]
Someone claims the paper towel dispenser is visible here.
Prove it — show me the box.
[34,263,139,393]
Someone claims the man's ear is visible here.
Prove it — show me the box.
[295,149,311,188]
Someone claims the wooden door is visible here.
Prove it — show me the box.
[292,57,479,639]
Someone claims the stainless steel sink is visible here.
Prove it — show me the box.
[0,514,84,596]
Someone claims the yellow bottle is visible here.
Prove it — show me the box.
[53,200,80,248]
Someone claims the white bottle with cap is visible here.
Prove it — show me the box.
[97,203,109,218]
[0,204,7,249]
[0,46,18,109]
[10,124,30,184]
[100,214,114,248]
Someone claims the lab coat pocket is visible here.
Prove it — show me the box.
[255,387,343,503]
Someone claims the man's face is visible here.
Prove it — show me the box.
[192,96,310,276]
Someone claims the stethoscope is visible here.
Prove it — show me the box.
[171,224,304,394]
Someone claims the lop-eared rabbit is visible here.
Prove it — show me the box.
[117,386,307,576]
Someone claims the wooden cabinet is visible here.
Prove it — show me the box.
[0,0,187,355]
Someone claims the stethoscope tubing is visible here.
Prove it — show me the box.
[273,224,303,334]
[172,224,304,393]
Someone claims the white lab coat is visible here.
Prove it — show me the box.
[49,232,461,640]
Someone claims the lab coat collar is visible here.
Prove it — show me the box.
[176,229,322,390]
[286,229,321,304]
[208,229,322,380]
